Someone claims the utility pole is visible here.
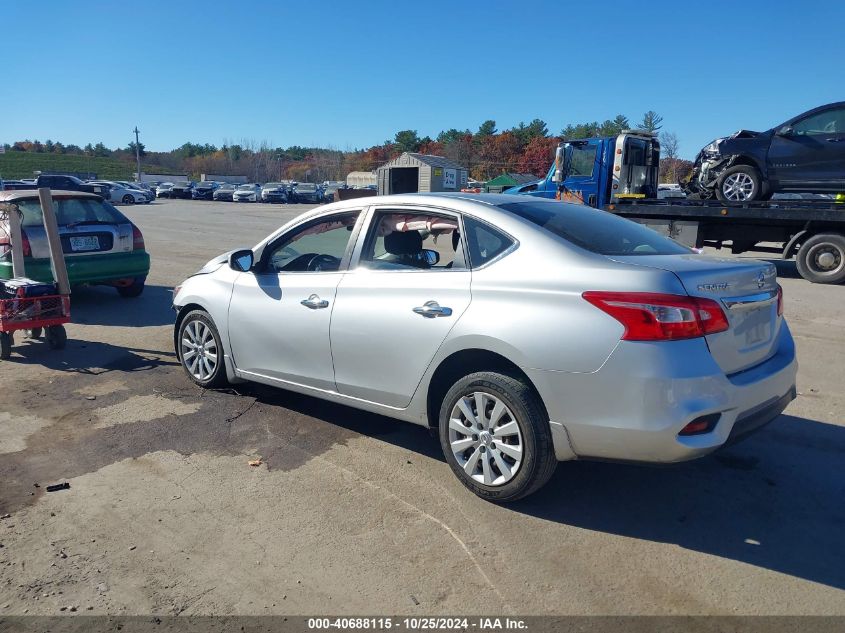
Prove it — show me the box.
[133,126,142,182]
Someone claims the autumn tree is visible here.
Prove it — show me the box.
[516,136,561,177]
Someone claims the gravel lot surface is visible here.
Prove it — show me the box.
[1,198,843,616]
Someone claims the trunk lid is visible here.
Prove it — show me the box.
[611,254,781,374]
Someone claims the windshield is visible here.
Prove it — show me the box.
[219,184,235,190]
[499,201,691,256]
[174,182,191,187]
[15,197,128,228]
[297,184,317,192]
[196,182,214,188]
[264,183,284,188]
[237,184,255,190]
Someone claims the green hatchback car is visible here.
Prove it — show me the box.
[0,190,150,297]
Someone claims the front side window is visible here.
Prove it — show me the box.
[569,144,597,177]
[360,210,464,271]
[792,108,845,135]
[264,211,360,273]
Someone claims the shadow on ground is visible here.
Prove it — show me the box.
[67,284,175,327]
[508,413,845,591]
[2,356,842,593]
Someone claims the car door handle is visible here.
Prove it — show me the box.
[301,294,329,309]
[826,138,845,142]
[413,301,452,318]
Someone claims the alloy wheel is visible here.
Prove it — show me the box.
[180,319,218,381]
[448,392,523,486]
[721,173,755,201]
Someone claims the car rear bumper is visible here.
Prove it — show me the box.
[525,322,798,463]
[0,251,151,286]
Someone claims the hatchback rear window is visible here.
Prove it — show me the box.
[499,201,691,256]
[14,197,128,228]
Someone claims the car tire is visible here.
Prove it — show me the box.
[29,327,43,339]
[117,277,145,298]
[0,332,11,360]
[45,325,67,350]
[122,194,135,205]
[177,310,228,388]
[796,233,845,284]
[716,165,763,203]
[438,371,557,503]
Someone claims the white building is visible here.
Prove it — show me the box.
[346,171,377,188]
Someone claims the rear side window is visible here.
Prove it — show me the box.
[499,201,691,256]
[463,216,514,268]
[14,198,128,227]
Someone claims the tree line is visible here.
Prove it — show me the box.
[3,111,691,183]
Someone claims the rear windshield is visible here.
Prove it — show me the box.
[499,201,691,256]
[14,197,128,228]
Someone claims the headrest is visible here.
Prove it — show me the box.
[384,231,423,255]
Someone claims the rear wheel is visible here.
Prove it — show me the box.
[46,325,67,350]
[716,165,763,203]
[29,327,43,339]
[178,310,228,388]
[796,233,845,284]
[0,332,11,360]
[122,194,135,205]
[439,371,557,503]
[117,277,145,298]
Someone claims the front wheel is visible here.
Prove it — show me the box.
[716,165,763,203]
[439,371,557,503]
[796,233,845,284]
[177,310,228,388]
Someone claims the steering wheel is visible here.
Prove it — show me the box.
[306,254,341,272]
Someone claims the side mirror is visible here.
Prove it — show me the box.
[421,249,440,266]
[776,125,794,136]
[229,249,254,272]
[552,145,564,183]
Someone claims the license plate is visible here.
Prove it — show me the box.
[69,236,100,251]
[744,307,771,345]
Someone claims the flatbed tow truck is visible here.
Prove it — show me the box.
[508,131,845,284]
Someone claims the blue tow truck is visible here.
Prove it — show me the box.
[507,131,845,284]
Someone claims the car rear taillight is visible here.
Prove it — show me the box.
[776,284,783,316]
[582,291,729,341]
[132,225,145,251]
[0,230,32,257]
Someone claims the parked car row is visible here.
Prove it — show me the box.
[0,175,155,205]
[154,180,340,203]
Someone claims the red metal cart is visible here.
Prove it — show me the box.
[0,294,70,359]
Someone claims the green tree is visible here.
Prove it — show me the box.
[476,120,497,137]
[510,119,548,144]
[92,142,110,157]
[437,128,469,144]
[638,111,663,133]
[394,129,421,153]
[127,141,146,158]
[598,114,630,137]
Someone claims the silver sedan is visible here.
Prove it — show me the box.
[172,193,797,502]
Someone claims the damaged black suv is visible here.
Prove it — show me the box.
[684,102,845,202]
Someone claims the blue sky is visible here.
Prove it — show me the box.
[2,0,842,158]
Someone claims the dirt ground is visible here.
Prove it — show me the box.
[1,199,843,616]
